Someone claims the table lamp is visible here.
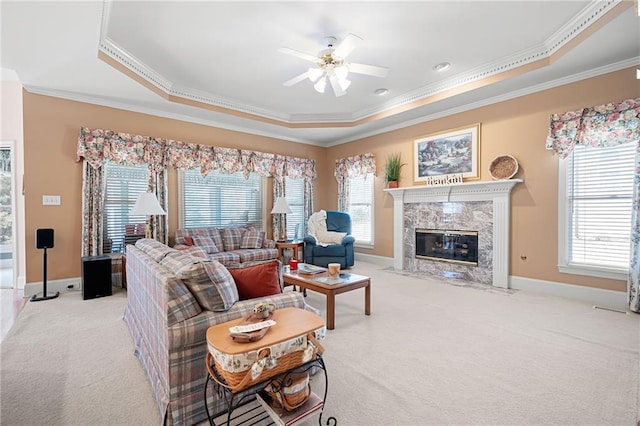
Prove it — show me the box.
[271,197,292,242]
[131,192,167,239]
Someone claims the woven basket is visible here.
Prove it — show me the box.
[206,333,324,393]
[265,371,310,411]
[489,154,518,180]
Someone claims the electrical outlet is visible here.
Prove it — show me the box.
[42,195,61,205]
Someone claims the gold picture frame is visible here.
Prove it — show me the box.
[413,124,480,183]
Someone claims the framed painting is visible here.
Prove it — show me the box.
[413,124,480,183]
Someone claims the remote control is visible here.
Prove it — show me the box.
[229,320,276,334]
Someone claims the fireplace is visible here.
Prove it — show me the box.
[415,229,478,266]
[385,179,521,288]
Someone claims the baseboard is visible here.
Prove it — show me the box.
[25,277,82,297]
[17,275,26,289]
[510,275,628,311]
[355,253,394,268]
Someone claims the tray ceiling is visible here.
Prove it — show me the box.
[1,1,638,146]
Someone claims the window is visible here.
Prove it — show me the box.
[347,173,374,246]
[558,143,635,279]
[284,177,305,240]
[103,162,148,253]
[180,169,264,229]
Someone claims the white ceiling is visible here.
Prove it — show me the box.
[1,1,638,146]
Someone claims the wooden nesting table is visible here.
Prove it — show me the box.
[282,268,371,330]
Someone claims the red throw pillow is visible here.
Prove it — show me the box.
[228,261,281,300]
[184,236,195,246]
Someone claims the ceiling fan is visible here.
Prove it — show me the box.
[278,33,389,97]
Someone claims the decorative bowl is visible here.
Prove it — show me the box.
[489,154,519,180]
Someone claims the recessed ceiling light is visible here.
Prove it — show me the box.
[374,88,389,95]
[434,62,451,72]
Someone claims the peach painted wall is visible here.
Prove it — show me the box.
[22,67,638,292]
[327,67,639,292]
[22,92,327,283]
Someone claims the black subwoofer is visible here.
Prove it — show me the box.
[81,255,112,300]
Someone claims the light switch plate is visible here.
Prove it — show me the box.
[42,195,61,205]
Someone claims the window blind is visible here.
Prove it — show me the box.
[285,177,305,240]
[182,169,264,229]
[103,162,148,253]
[566,143,634,269]
[348,173,374,244]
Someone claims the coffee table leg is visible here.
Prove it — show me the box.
[326,294,336,330]
[365,282,371,316]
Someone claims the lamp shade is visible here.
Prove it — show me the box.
[131,192,166,216]
[271,197,292,214]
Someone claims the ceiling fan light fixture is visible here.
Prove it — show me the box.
[314,77,327,93]
[308,67,323,83]
[334,65,349,80]
[338,78,351,91]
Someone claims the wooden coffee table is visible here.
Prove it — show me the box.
[283,268,371,330]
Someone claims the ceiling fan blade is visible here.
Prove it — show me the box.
[333,33,363,59]
[348,62,389,78]
[283,71,309,87]
[328,74,347,97]
[277,47,318,63]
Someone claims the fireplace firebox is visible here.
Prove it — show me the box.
[415,229,478,266]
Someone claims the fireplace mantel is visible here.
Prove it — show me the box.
[384,179,522,288]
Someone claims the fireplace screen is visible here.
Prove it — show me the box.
[415,229,478,266]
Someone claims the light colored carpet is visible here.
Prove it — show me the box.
[1,261,638,425]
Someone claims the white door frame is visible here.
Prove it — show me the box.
[0,140,16,288]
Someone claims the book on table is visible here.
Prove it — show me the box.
[297,264,326,274]
[256,391,323,426]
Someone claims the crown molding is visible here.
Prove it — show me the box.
[326,57,639,146]
[21,85,323,146]
[23,57,637,148]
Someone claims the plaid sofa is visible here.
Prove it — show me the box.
[174,227,278,265]
[123,239,310,425]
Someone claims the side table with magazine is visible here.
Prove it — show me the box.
[204,307,336,426]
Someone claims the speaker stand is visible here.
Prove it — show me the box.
[30,247,59,302]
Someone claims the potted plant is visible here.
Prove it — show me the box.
[385,152,406,188]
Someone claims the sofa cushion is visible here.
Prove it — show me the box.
[236,248,278,264]
[240,227,264,249]
[228,259,282,300]
[175,228,224,252]
[192,235,219,254]
[208,251,241,265]
[174,245,209,259]
[221,227,244,251]
[199,261,239,311]
[160,252,238,312]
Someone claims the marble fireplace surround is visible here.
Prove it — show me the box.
[385,179,521,288]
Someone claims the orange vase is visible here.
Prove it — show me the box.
[387,181,399,188]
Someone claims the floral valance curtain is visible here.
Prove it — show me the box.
[545,97,640,158]
[76,127,317,179]
[334,152,376,211]
[545,98,640,313]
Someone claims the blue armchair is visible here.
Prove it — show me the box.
[304,211,355,268]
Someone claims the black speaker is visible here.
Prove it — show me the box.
[36,228,54,249]
[81,255,112,300]
[31,228,59,302]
